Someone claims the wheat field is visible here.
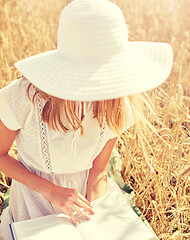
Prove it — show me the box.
[0,0,190,239]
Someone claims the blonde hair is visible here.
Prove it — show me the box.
[25,79,127,136]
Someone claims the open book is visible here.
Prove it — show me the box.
[10,191,158,240]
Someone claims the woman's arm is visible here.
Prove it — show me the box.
[86,137,117,202]
[0,120,51,195]
[0,120,94,225]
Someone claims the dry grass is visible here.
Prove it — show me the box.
[0,0,190,239]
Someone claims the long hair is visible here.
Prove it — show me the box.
[25,78,128,136]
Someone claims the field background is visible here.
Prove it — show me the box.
[0,0,190,239]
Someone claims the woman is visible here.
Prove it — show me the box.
[0,0,173,239]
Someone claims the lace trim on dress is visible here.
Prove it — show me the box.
[89,118,107,164]
[36,94,52,171]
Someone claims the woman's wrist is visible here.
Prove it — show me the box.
[39,179,57,199]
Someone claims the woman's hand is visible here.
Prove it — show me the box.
[43,183,95,225]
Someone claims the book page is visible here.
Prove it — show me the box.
[11,214,83,240]
[76,191,158,240]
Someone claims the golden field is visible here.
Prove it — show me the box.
[0,0,190,239]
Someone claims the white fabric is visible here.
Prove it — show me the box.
[14,0,173,101]
[0,78,135,240]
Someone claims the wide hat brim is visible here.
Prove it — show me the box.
[15,41,173,101]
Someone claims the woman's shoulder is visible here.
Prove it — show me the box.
[0,77,33,130]
[2,76,30,90]
[0,77,31,100]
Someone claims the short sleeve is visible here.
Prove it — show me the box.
[105,97,135,139]
[0,78,32,130]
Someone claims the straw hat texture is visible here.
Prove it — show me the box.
[15,0,173,101]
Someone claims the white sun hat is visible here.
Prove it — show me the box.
[15,0,173,101]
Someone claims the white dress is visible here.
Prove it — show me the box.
[0,79,135,240]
